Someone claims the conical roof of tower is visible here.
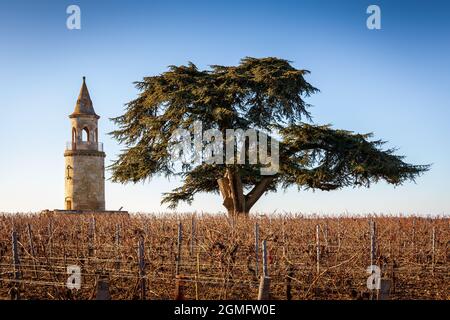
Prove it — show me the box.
[70,77,99,118]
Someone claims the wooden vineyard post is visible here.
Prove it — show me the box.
[378,279,391,300]
[96,273,111,300]
[190,215,196,257]
[369,219,378,300]
[138,235,146,300]
[27,223,38,278]
[115,223,121,271]
[412,219,416,259]
[48,219,53,260]
[282,217,286,258]
[337,220,341,250]
[258,240,271,300]
[176,222,182,276]
[431,226,436,275]
[195,252,200,300]
[324,222,329,252]
[88,217,96,257]
[316,225,320,274]
[93,217,97,255]
[12,231,20,280]
[76,227,80,259]
[282,214,290,300]
[262,240,268,277]
[258,275,271,300]
[174,275,189,300]
[370,220,377,268]
[11,231,21,300]
[255,222,259,277]
[336,219,341,264]
[397,218,401,257]
[389,229,392,258]
[369,220,377,266]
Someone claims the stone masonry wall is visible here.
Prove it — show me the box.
[64,151,105,211]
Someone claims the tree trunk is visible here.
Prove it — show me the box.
[217,168,275,216]
[217,176,234,214]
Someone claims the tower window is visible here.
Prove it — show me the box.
[82,128,90,142]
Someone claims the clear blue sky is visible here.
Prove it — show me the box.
[0,0,449,214]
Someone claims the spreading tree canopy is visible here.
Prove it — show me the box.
[110,57,428,215]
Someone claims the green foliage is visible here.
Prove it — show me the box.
[279,124,429,191]
[110,57,429,212]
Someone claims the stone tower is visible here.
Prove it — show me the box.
[64,77,105,211]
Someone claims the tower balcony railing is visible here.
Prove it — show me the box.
[66,141,104,152]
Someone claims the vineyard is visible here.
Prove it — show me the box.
[0,212,448,300]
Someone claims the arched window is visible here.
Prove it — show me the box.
[95,128,98,142]
[82,128,90,142]
[72,128,77,142]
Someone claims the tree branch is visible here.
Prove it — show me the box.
[245,176,276,211]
